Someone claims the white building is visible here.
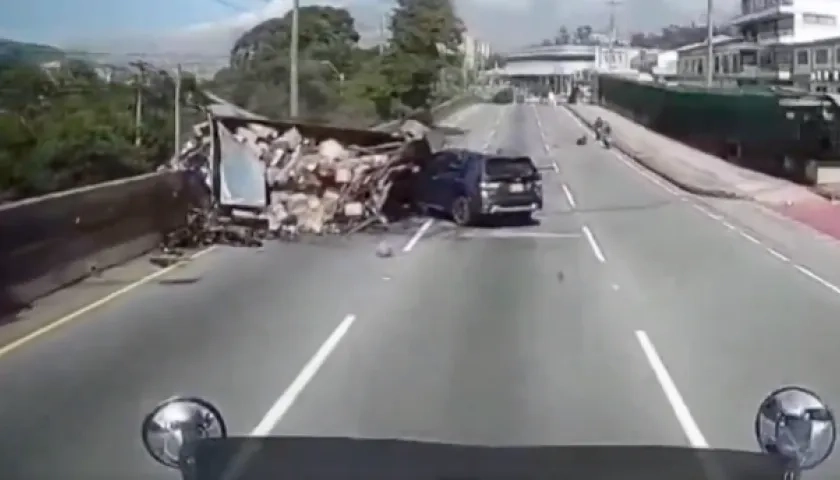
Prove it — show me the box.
[685,0,840,84]
[460,34,492,71]
[731,0,840,46]
[676,35,768,85]
[791,35,840,91]
[653,50,679,76]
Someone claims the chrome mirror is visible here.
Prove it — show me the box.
[141,396,227,468]
[755,386,836,472]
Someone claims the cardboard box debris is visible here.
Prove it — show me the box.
[162,112,431,249]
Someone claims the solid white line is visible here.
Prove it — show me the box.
[581,225,605,262]
[403,218,434,252]
[551,159,559,172]
[561,183,576,208]
[635,330,708,448]
[251,313,357,436]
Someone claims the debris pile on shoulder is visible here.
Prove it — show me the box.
[160,104,432,251]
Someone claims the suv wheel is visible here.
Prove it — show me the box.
[451,196,473,226]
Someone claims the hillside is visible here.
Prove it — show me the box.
[0,38,64,65]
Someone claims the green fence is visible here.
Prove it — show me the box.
[595,75,822,182]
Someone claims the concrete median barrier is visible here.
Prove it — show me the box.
[0,93,479,318]
[0,172,192,318]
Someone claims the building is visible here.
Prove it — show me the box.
[499,44,644,93]
[653,50,679,76]
[460,34,492,71]
[675,0,840,86]
[730,0,840,46]
[792,35,840,92]
[676,35,768,85]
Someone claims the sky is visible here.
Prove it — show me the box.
[0,0,740,57]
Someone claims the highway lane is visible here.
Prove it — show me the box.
[535,103,840,476]
[275,104,689,448]
[0,104,497,479]
[4,100,840,479]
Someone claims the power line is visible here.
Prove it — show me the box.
[208,0,251,11]
[60,50,232,60]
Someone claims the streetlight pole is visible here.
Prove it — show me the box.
[706,0,714,87]
[320,60,345,90]
[290,0,300,117]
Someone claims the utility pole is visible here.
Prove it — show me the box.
[130,61,146,146]
[706,0,714,87]
[289,0,300,118]
[174,64,182,156]
[379,13,387,55]
[606,0,621,70]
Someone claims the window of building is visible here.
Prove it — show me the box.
[733,53,742,72]
[698,58,704,74]
[816,48,829,64]
[776,50,792,66]
[722,55,730,73]
[714,55,720,73]
[778,16,794,29]
[760,51,774,66]
[797,50,809,65]
[803,13,837,25]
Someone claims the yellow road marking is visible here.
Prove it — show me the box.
[0,246,217,359]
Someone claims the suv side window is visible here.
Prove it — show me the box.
[425,152,453,175]
[445,154,466,173]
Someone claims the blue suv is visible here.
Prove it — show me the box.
[415,149,543,226]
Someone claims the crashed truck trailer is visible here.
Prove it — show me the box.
[165,113,437,249]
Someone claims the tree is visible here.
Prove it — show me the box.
[384,0,465,111]
[0,40,201,201]
[0,2,471,201]
[215,5,372,121]
[574,25,594,45]
[629,24,726,50]
[554,27,571,45]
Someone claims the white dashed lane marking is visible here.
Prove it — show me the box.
[545,103,840,300]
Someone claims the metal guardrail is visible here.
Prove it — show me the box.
[0,93,482,318]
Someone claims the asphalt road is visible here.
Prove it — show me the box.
[3,102,840,478]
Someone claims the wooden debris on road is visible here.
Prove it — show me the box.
[163,112,432,247]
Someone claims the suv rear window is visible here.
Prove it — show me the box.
[484,156,537,180]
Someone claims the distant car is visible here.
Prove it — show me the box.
[415,149,543,226]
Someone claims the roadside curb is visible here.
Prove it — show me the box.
[561,103,748,200]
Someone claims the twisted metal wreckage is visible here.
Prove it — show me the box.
[157,102,441,255]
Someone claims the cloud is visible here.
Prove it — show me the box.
[60,0,741,63]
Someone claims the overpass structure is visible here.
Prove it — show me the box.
[497,44,644,92]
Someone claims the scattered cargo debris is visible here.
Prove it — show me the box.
[160,110,433,251]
